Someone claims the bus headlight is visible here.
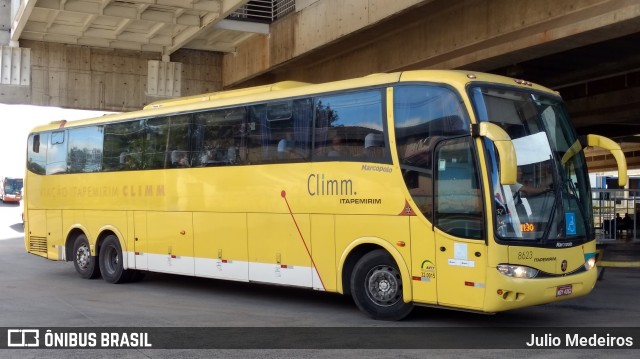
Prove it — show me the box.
[497,264,539,278]
[584,257,596,271]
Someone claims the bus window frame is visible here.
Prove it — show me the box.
[27,85,398,177]
[392,82,476,226]
[433,135,487,241]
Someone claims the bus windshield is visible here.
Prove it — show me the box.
[471,86,592,244]
[4,178,23,194]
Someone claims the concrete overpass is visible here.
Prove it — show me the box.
[1,0,639,172]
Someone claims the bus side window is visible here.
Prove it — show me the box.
[195,107,247,167]
[434,137,484,239]
[67,126,104,173]
[145,117,171,169]
[27,133,48,175]
[404,169,433,220]
[289,99,312,161]
[103,120,145,171]
[33,134,40,153]
[271,99,312,162]
[247,105,267,164]
[247,100,311,164]
[46,130,68,175]
[313,91,388,163]
[166,114,193,168]
[267,101,294,162]
[394,85,470,221]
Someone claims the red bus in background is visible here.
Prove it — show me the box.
[1,177,23,203]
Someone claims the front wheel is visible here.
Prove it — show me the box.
[72,234,100,279]
[99,235,132,284]
[350,249,413,320]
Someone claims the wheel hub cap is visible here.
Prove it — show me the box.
[366,266,400,306]
[76,245,90,269]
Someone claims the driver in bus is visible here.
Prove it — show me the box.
[512,166,552,197]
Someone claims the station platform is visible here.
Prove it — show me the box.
[595,239,640,280]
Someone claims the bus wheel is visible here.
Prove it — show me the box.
[99,235,131,284]
[72,234,100,279]
[350,249,413,320]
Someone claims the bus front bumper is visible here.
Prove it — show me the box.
[2,195,21,202]
[482,265,598,313]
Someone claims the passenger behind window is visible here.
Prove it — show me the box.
[277,134,294,160]
[199,140,217,166]
[227,144,237,164]
[364,133,384,158]
[327,136,346,157]
[171,149,190,167]
[277,139,289,159]
[119,149,129,168]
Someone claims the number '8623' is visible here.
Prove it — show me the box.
[517,251,533,260]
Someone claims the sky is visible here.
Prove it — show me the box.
[0,104,115,178]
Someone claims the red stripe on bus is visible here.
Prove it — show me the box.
[281,190,326,289]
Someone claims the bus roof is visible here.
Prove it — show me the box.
[143,81,311,110]
[28,70,557,133]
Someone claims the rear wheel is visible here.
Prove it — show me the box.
[72,234,100,279]
[350,249,413,320]
[99,235,132,284]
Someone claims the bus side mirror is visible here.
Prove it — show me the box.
[472,122,517,185]
[562,134,627,187]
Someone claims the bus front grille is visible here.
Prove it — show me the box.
[29,236,48,257]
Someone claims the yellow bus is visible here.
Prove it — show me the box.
[24,70,627,320]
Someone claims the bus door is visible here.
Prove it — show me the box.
[432,137,487,310]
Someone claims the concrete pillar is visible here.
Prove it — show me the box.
[0,0,11,46]
[0,40,223,110]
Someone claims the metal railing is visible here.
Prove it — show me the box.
[592,188,639,241]
[229,0,296,23]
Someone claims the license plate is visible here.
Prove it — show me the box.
[556,284,573,297]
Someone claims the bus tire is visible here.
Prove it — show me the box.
[99,235,131,284]
[72,234,100,279]
[350,249,413,320]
